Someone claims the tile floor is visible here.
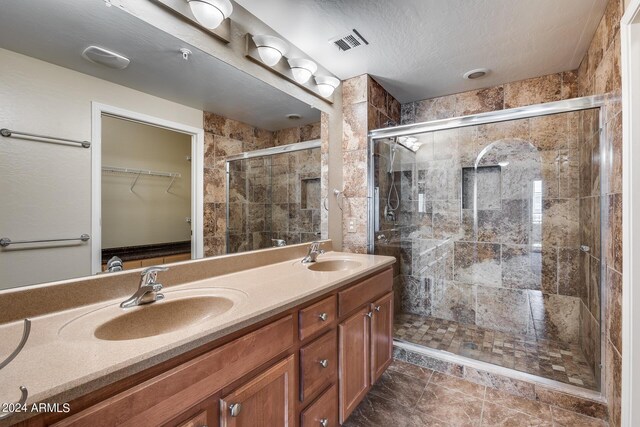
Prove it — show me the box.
[394,313,598,390]
[343,360,608,427]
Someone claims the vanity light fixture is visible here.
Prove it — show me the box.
[314,76,340,97]
[186,0,233,30]
[252,35,289,66]
[287,58,318,84]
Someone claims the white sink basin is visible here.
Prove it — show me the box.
[58,287,247,341]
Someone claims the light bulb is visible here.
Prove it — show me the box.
[288,58,318,84]
[257,46,283,66]
[314,76,340,97]
[292,68,312,83]
[252,35,289,67]
[187,0,232,29]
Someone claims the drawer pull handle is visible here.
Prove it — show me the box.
[365,311,373,318]
[319,359,329,368]
[318,312,328,321]
[229,403,242,417]
[320,418,329,427]
[375,305,381,312]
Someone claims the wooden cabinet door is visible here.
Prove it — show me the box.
[220,355,295,427]
[338,306,371,424]
[162,394,219,427]
[370,292,394,384]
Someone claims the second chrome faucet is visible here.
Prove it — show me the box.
[302,241,325,264]
[120,266,168,309]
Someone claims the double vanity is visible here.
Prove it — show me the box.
[0,242,395,426]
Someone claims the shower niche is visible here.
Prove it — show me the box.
[369,100,607,393]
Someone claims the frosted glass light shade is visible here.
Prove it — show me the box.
[252,35,289,67]
[314,75,340,97]
[187,0,232,29]
[287,58,318,84]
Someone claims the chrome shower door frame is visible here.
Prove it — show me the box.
[367,94,610,398]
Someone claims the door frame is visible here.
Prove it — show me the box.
[621,0,640,424]
[90,102,204,274]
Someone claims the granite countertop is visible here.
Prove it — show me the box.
[0,251,394,425]
[101,241,191,263]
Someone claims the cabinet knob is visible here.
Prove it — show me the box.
[375,305,381,312]
[229,403,242,417]
[319,359,329,368]
[365,311,373,318]
[318,312,328,321]
[320,418,329,427]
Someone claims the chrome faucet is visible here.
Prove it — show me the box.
[105,256,123,273]
[302,241,325,263]
[120,266,168,309]
[272,239,287,247]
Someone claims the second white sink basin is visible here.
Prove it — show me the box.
[303,259,362,272]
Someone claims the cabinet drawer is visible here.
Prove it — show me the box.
[54,316,294,427]
[141,256,165,267]
[299,295,336,341]
[300,330,337,402]
[175,410,208,427]
[338,269,392,317]
[164,253,191,263]
[301,384,338,427]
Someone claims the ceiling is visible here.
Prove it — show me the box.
[0,0,320,131]
[235,0,608,103]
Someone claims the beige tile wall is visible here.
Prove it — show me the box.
[341,75,401,253]
[577,0,625,424]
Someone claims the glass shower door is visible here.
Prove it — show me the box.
[373,109,602,391]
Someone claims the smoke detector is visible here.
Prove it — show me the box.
[82,46,130,69]
[329,29,369,52]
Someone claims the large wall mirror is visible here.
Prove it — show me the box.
[0,0,326,290]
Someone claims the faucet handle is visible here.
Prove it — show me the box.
[310,241,323,251]
[140,266,169,285]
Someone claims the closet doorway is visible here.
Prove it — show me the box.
[91,103,204,274]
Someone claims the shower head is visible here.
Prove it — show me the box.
[395,136,420,152]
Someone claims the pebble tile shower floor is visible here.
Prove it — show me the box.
[394,313,598,390]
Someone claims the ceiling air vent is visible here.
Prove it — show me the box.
[330,29,369,52]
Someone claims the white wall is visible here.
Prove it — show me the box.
[102,116,192,249]
[0,48,202,289]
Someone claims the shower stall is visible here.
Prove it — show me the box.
[368,96,608,393]
[226,140,322,253]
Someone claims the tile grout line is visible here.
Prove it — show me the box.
[479,386,487,425]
